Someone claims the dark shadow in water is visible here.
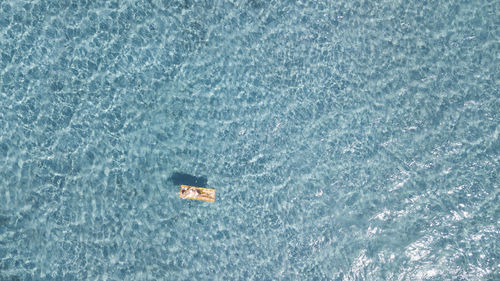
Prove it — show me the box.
[168,172,207,187]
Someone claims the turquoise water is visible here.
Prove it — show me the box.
[1,0,498,280]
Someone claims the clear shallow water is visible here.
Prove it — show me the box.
[0,0,498,280]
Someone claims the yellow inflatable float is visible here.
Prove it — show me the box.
[179,185,216,202]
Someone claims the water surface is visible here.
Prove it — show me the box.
[0,0,498,280]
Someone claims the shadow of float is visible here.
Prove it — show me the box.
[168,172,207,187]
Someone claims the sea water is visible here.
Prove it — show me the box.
[0,0,498,280]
